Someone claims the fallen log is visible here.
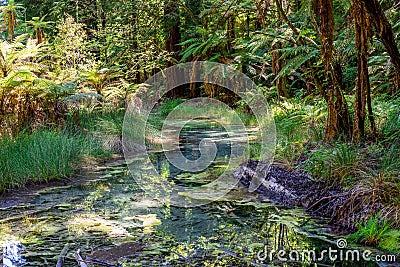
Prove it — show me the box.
[75,249,88,267]
[56,243,71,267]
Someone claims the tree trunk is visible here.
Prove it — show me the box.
[130,2,141,84]
[324,70,352,142]
[352,0,375,143]
[313,0,351,141]
[272,0,290,99]
[313,0,334,71]
[361,0,400,92]
[272,43,289,99]
[164,0,181,97]
[8,10,16,41]
[165,0,181,68]
[255,0,270,29]
[226,14,235,54]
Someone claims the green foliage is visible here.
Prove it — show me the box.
[180,33,227,62]
[374,94,400,142]
[0,35,66,136]
[0,34,43,78]
[305,143,361,186]
[0,130,107,191]
[0,0,24,40]
[157,98,184,118]
[349,216,392,246]
[76,110,124,137]
[249,142,261,160]
[273,98,326,143]
[378,230,400,253]
[25,16,53,43]
[275,141,304,168]
[65,110,127,153]
[380,143,400,173]
[53,14,93,73]
[271,97,326,167]
[235,109,257,126]
[272,46,320,81]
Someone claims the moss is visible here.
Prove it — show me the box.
[378,230,400,253]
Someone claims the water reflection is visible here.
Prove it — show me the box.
[150,122,234,187]
[0,124,391,266]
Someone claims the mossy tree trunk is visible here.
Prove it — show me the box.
[272,0,290,100]
[352,0,375,143]
[164,0,181,97]
[313,0,351,142]
[361,0,400,93]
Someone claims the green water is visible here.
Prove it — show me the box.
[0,124,391,266]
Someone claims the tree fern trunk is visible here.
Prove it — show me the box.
[313,0,351,142]
[164,0,181,97]
[352,0,371,143]
[361,0,400,93]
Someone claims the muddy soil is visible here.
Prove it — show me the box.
[235,160,360,231]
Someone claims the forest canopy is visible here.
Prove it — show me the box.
[0,0,399,143]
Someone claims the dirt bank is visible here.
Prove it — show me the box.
[234,160,382,231]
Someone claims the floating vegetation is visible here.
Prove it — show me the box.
[0,129,394,266]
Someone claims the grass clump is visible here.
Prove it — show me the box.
[305,143,361,186]
[348,216,393,247]
[0,130,108,192]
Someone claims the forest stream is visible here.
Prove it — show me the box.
[0,121,397,267]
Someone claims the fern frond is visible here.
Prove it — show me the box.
[274,49,319,80]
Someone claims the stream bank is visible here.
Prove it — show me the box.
[235,160,353,231]
[1,122,398,266]
[0,155,385,267]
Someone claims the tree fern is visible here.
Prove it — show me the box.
[180,32,227,62]
[274,48,320,80]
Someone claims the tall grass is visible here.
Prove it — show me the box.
[66,110,126,153]
[305,143,361,186]
[0,130,107,191]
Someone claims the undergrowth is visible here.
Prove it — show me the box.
[0,111,122,192]
[272,95,400,252]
